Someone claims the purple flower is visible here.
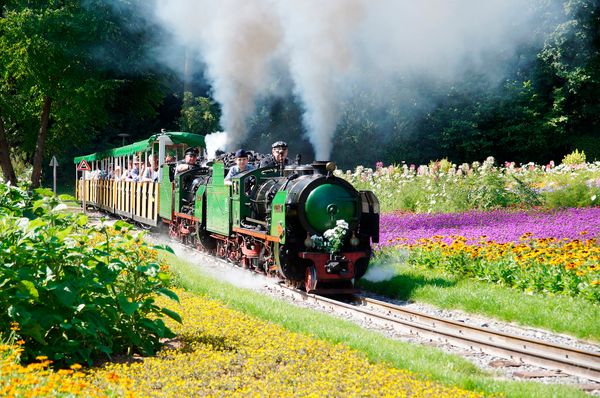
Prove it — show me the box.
[378,207,600,247]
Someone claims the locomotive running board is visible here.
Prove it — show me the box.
[173,212,199,222]
[232,227,280,243]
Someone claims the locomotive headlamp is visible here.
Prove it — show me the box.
[350,232,360,247]
[326,162,336,172]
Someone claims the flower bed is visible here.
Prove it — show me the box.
[378,208,600,303]
[379,207,600,246]
[1,290,484,397]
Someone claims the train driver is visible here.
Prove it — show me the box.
[175,147,200,174]
[225,149,255,185]
[259,141,290,168]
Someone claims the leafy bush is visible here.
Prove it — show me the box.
[561,149,586,165]
[543,180,600,208]
[0,183,180,366]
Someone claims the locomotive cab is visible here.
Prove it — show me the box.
[174,165,211,215]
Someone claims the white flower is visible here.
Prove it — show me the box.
[335,219,348,229]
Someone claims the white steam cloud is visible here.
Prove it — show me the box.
[362,264,398,283]
[204,131,229,159]
[152,0,557,159]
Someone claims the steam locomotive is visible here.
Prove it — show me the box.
[74,132,379,293]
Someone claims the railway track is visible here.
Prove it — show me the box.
[274,285,600,383]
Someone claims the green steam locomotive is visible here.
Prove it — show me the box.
[74,132,379,293]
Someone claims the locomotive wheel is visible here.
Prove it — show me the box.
[274,242,307,282]
[305,266,317,293]
[195,226,216,253]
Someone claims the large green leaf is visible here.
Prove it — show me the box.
[18,280,39,300]
[160,307,182,324]
[118,295,141,316]
[157,288,179,303]
[52,283,77,307]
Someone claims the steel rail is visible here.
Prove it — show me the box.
[280,286,600,382]
[354,296,600,382]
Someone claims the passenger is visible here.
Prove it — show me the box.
[225,149,255,185]
[141,155,159,182]
[165,155,176,164]
[175,147,199,174]
[260,141,290,168]
[124,157,140,181]
[112,165,123,180]
[138,159,146,180]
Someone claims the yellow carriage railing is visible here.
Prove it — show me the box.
[76,179,160,226]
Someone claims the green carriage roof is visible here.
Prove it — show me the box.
[73,132,205,163]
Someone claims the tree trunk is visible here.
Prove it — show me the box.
[31,95,52,188]
[0,114,17,185]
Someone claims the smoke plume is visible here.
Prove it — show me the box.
[152,0,559,158]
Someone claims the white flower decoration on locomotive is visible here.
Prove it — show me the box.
[310,220,350,254]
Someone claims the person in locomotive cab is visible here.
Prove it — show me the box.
[225,149,255,185]
[175,147,200,174]
[259,141,289,168]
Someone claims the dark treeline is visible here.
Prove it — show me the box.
[0,0,599,187]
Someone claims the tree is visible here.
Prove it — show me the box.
[0,112,16,185]
[178,92,221,135]
[0,1,165,187]
[537,0,600,159]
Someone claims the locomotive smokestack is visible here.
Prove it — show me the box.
[311,161,329,175]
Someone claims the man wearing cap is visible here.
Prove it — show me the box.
[175,147,200,174]
[225,149,255,185]
[260,141,290,168]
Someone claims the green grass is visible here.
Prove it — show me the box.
[359,261,600,342]
[160,250,588,398]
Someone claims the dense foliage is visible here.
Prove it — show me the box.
[0,183,180,366]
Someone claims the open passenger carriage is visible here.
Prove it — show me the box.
[74,132,205,226]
